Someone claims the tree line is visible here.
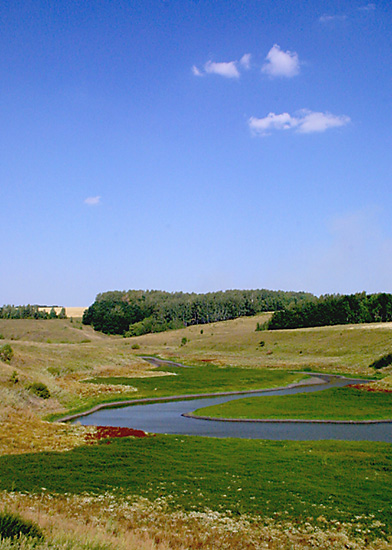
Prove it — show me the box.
[267,292,392,330]
[0,305,66,320]
[82,289,315,336]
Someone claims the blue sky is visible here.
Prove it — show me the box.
[1,0,391,305]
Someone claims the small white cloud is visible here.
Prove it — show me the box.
[84,196,101,206]
[192,65,203,77]
[240,53,251,69]
[248,110,350,136]
[248,112,298,135]
[262,44,300,78]
[319,14,347,23]
[358,3,376,11]
[297,110,351,134]
[204,60,240,78]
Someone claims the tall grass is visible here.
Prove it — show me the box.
[1,491,391,550]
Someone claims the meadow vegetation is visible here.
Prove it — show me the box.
[0,314,392,549]
[193,387,392,421]
[84,363,305,400]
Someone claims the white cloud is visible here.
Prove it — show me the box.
[358,3,376,11]
[192,54,251,78]
[240,53,251,69]
[248,112,298,135]
[248,110,350,136]
[192,65,203,77]
[319,14,347,23]
[84,196,101,206]
[261,44,300,78]
[204,60,240,78]
[296,110,351,133]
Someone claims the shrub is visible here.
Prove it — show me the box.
[131,343,140,350]
[369,353,392,370]
[180,337,187,346]
[0,344,13,363]
[0,511,43,540]
[58,307,67,319]
[49,307,57,319]
[29,382,50,399]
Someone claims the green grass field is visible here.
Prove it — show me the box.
[193,387,392,421]
[84,363,307,399]
[0,436,391,540]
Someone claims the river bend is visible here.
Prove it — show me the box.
[70,359,392,442]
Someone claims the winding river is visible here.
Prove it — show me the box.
[71,359,392,442]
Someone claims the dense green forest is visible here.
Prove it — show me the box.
[82,289,315,335]
[0,305,66,320]
[267,292,392,330]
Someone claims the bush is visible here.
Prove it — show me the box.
[131,343,140,350]
[29,382,50,399]
[58,307,67,319]
[0,511,43,540]
[0,344,13,363]
[180,337,187,346]
[369,353,392,370]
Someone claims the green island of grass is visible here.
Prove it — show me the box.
[83,363,308,400]
[192,387,392,421]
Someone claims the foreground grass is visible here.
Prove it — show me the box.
[3,491,391,550]
[0,436,391,541]
[193,387,392,421]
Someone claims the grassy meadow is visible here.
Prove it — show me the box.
[84,364,306,400]
[0,314,392,549]
[193,387,392,421]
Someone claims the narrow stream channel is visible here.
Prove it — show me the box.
[72,359,392,442]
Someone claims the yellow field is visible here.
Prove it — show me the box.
[38,306,87,317]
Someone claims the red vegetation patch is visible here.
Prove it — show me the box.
[347,384,392,393]
[85,425,153,444]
